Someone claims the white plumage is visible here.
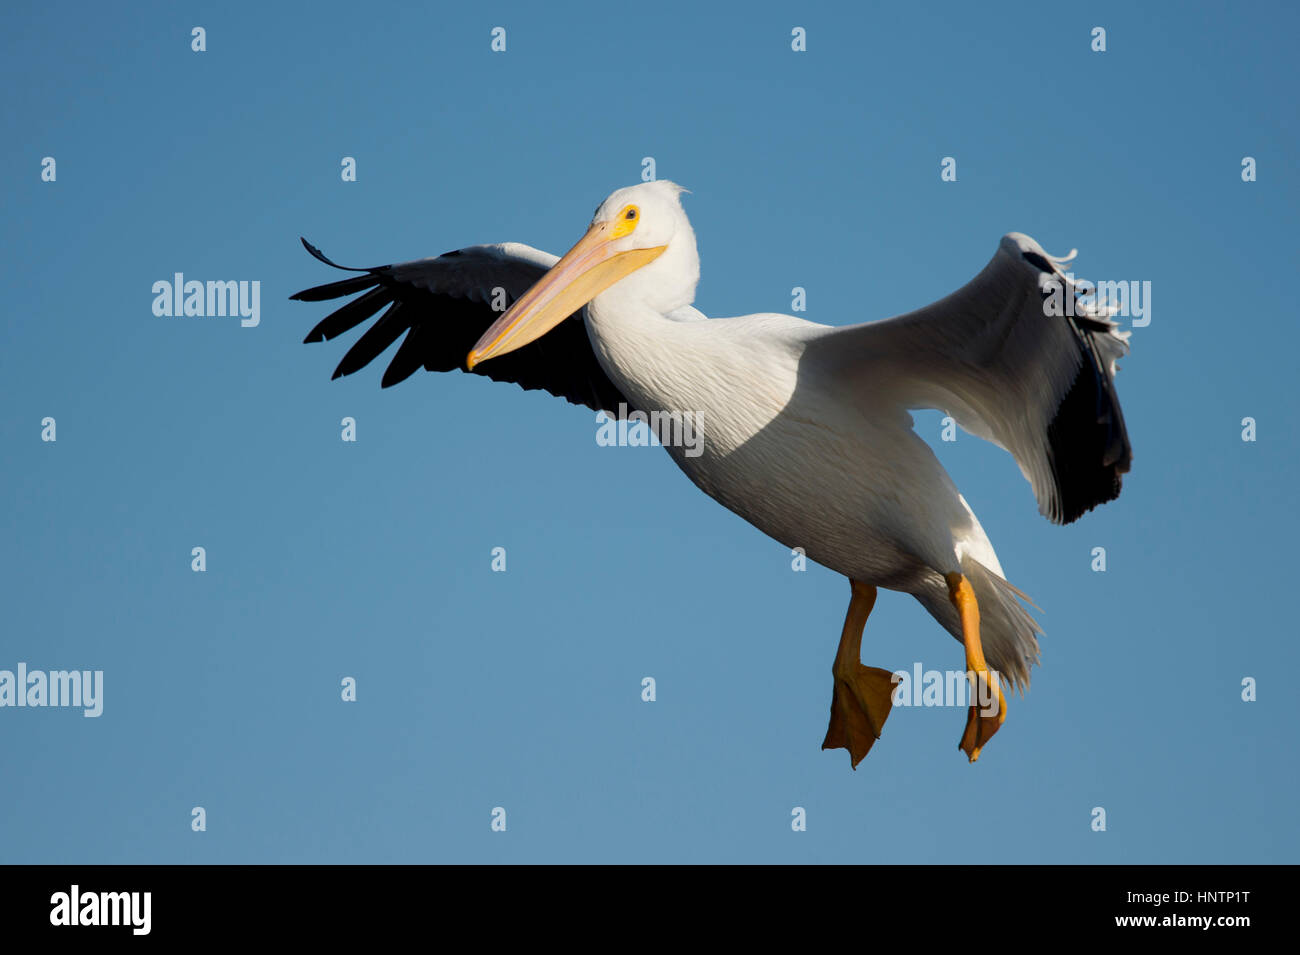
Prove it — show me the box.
[293,179,1133,765]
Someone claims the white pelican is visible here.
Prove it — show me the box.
[292,180,1132,767]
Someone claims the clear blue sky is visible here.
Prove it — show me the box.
[2,0,1296,863]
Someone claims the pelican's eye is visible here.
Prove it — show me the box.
[611,204,640,238]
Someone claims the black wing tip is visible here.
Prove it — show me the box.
[300,237,335,268]
[295,249,633,409]
[299,237,364,271]
[291,239,386,303]
[1021,250,1055,274]
[1046,333,1133,525]
[380,366,416,389]
[1055,473,1125,525]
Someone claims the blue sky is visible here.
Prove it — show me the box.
[2,0,1296,863]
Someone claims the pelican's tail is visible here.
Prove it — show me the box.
[912,557,1042,692]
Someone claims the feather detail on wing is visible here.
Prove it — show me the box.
[291,239,633,414]
[812,233,1133,524]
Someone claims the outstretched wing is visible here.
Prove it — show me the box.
[809,233,1133,524]
[290,239,631,413]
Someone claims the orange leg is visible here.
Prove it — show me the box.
[945,572,1007,762]
[822,580,898,769]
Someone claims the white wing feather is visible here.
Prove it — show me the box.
[807,233,1133,524]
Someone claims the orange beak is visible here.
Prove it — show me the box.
[467,220,666,369]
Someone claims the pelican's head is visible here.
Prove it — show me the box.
[468,180,698,368]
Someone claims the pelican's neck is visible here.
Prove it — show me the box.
[582,228,702,406]
[584,286,696,412]
[585,283,674,354]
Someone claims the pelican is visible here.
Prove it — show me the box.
[292,180,1132,767]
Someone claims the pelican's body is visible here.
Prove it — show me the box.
[593,305,964,578]
[586,270,1039,688]
[293,180,1132,765]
